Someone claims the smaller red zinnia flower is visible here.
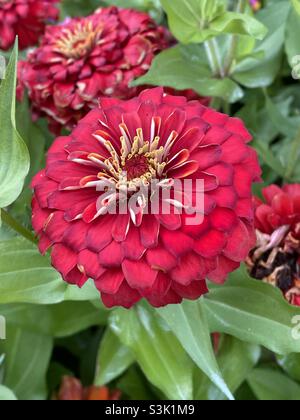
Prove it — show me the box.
[57,376,121,401]
[18,6,172,133]
[247,184,300,306]
[0,0,59,51]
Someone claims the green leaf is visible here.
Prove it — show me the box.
[0,326,52,400]
[247,368,300,400]
[0,302,107,338]
[95,328,135,386]
[160,0,266,44]
[204,266,300,354]
[211,12,267,40]
[133,46,243,103]
[252,139,286,177]
[233,1,290,87]
[110,304,194,400]
[264,93,298,139]
[0,40,29,214]
[277,353,300,382]
[291,0,300,15]
[0,385,17,400]
[157,299,234,401]
[285,5,300,71]
[195,336,260,400]
[0,238,99,304]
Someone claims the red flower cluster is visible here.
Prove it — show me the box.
[31,88,261,308]
[57,376,121,401]
[0,0,59,51]
[248,184,300,306]
[18,6,171,133]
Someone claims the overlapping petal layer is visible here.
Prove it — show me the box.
[249,184,300,306]
[32,88,261,308]
[0,0,59,50]
[18,6,173,133]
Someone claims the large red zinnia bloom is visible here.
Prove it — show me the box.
[0,0,59,51]
[32,88,261,308]
[18,6,171,133]
[248,184,300,306]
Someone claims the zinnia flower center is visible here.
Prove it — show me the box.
[54,21,102,59]
[123,155,150,181]
[92,120,175,192]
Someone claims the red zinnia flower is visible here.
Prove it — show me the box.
[18,6,171,133]
[0,0,59,51]
[57,376,121,401]
[247,184,300,306]
[31,88,261,309]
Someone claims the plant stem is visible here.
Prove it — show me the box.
[204,38,225,78]
[1,209,37,244]
[223,0,247,76]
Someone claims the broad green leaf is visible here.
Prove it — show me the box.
[110,304,194,400]
[204,266,300,354]
[157,299,234,401]
[264,94,298,139]
[233,1,290,87]
[252,139,286,178]
[195,336,260,400]
[291,0,300,15]
[160,0,266,44]
[0,326,52,400]
[247,368,300,400]
[95,328,135,386]
[117,366,155,400]
[0,238,99,304]
[0,385,17,400]
[0,41,29,214]
[285,6,300,72]
[211,12,267,40]
[277,353,300,382]
[0,302,107,338]
[133,46,243,103]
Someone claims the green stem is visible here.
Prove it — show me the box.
[223,0,247,76]
[204,38,224,78]
[1,209,37,244]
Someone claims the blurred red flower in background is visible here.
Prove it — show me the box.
[31,88,261,308]
[0,0,59,51]
[247,184,300,306]
[57,376,121,401]
[18,6,172,133]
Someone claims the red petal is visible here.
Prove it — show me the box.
[86,215,113,252]
[78,249,105,280]
[139,215,160,248]
[96,269,124,294]
[160,229,194,257]
[121,227,146,260]
[190,145,222,171]
[101,281,141,309]
[195,230,226,258]
[223,220,252,262]
[208,256,240,284]
[171,253,216,285]
[172,279,208,299]
[122,259,158,289]
[146,246,177,272]
[98,241,123,267]
[210,207,238,232]
[112,214,130,242]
